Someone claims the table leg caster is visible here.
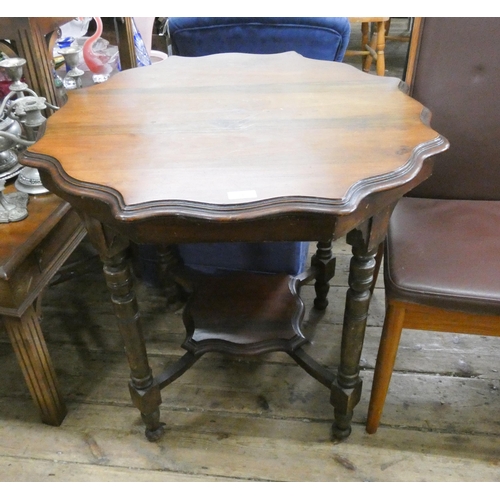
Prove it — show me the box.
[142,410,166,442]
[331,423,352,441]
[145,424,166,442]
[331,409,353,440]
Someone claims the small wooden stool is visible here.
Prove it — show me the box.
[0,187,86,425]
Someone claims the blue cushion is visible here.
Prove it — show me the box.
[178,241,310,275]
[168,17,351,61]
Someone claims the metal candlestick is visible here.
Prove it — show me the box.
[0,56,60,214]
[0,178,28,222]
[0,57,28,93]
[58,47,84,89]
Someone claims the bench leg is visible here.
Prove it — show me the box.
[3,305,67,426]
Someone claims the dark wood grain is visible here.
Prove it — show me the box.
[24,52,445,223]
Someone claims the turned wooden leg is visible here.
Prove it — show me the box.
[374,21,386,76]
[102,249,164,441]
[156,244,187,304]
[3,305,67,426]
[311,240,336,310]
[361,22,370,71]
[331,233,377,439]
[366,301,405,434]
[362,21,386,76]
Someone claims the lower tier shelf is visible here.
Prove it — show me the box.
[181,271,308,356]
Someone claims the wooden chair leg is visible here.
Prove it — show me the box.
[362,21,386,76]
[362,26,375,72]
[3,305,67,426]
[366,301,405,434]
[370,241,384,294]
[374,21,386,76]
[360,22,370,70]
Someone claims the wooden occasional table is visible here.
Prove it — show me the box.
[0,189,85,425]
[22,52,448,441]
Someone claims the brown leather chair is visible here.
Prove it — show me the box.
[366,17,500,434]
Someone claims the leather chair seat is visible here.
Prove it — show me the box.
[385,197,500,315]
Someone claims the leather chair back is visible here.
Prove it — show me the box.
[408,18,500,200]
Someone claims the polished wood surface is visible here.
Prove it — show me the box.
[28,52,441,218]
[21,52,448,441]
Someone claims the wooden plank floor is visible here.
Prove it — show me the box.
[1,238,500,481]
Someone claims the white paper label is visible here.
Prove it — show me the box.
[227,190,258,200]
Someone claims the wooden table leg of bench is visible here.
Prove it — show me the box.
[3,304,67,426]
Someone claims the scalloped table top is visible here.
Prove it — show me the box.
[27,51,447,216]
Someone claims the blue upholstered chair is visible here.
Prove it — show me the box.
[167,17,351,275]
[167,17,351,62]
